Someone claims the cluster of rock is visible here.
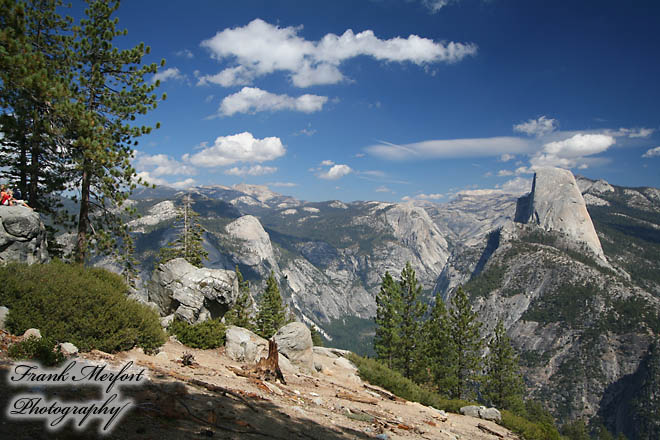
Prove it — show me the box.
[225,322,315,373]
[0,206,49,265]
[148,258,239,325]
[459,405,502,422]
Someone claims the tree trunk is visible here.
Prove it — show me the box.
[29,128,39,209]
[75,163,91,263]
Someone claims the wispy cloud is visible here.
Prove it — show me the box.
[402,192,445,201]
[199,18,477,88]
[175,49,194,59]
[642,146,660,158]
[225,165,277,176]
[268,182,298,187]
[366,137,533,160]
[218,87,328,116]
[513,116,558,137]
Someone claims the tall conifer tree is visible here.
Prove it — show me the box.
[423,292,456,392]
[255,272,287,339]
[374,270,401,369]
[0,0,73,216]
[483,320,524,410]
[448,286,483,399]
[395,262,427,378]
[68,0,164,263]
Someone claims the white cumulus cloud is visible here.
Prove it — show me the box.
[152,67,185,84]
[184,132,285,167]
[199,18,477,88]
[224,165,277,176]
[642,146,660,158]
[513,116,558,137]
[529,133,615,169]
[319,164,352,180]
[320,160,335,166]
[219,87,328,116]
[136,171,196,189]
[134,152,196,176]
[541,133,614,158]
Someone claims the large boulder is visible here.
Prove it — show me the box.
[0,206,48,265]
[148,258,238,324]
[273,322,314,372]
[459,405,502,422]
[225,326,269,364]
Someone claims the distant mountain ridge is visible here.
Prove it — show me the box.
[122,171,659,438]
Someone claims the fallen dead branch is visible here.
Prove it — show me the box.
[335,391,379,405]
[363,383,404,402]
[478,423,505,438]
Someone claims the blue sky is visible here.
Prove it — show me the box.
[101,0,659,202]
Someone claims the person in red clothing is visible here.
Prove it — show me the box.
[0,185,10,206]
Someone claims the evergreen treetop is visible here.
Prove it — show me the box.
[374,270,401,370]
[255,271,288,339]
[483,320,524,411]
[395,262,427,379]
[448,285,483,399]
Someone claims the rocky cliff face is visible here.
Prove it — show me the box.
[0,206,48,265]
[520,167,606,261]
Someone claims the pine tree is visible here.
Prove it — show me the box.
[374,271,401,370]
[395,262,427,378]
[0,0,74,216]
[68,0,164,264]
[423,292,456,393]
[155,193,208,268]
[448,286,483,399]
[224,266,255,330]
[255,272,287,339]
[483,320,524,411]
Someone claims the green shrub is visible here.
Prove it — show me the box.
[0,260,166,353]
[8,336,66,367]
[501,410,562,440]
[168,318,226,349]
[348,354,471,413]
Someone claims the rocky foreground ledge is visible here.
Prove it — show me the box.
[0,329,515,439]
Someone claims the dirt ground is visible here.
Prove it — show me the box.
[0,336,518,440]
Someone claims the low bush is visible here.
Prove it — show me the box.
[501,410,562,440]
[8,336,66,367]
[168,318,226,349]
[0,260,166,353]
[347,354,470,413]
